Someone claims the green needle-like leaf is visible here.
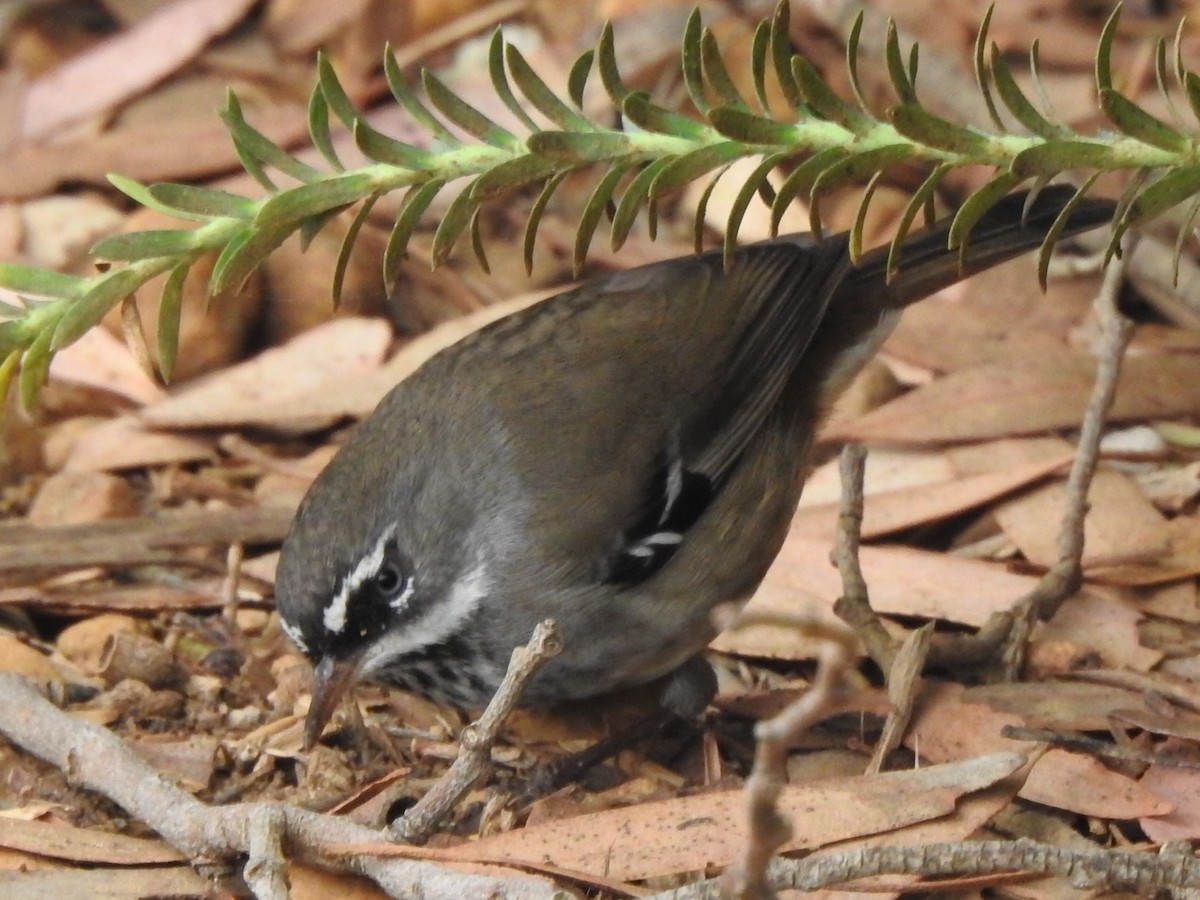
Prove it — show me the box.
[575,163,630,273]
[597,24,629,103]
[623,92,711,141]
[1010,140,1114,178]
[470,209,490,273]
[19,328,53,411]
[724,152,787,266]
[256,174,379,227]
[384,180,444,290]
[424,71,521,149]
[332,194,380,306]
[885,20,917,104]
[489,31,540,134]
[1100,89,1190,152]
[769,0,802,110]
[1095,5,1120,94]
[612,156,676,251]
[354,119,436,170]
[700,29,746,109]
[809,145,916,233]
[769,147,842,235]
[0,351,19,409]
[792,56,872,133]
[316,53,360,128]
[749,21,771,112]
[567,49,594,109]
[890,105,991,154]
[148,183,258,219]
[505,42,592,132]
[92,230,208,261]
[108,174,211,222]
[308,85,343,171]
[886,163,951,280]
[707,106,799,145]
[1184,71,1200,127]
[681,9,710,114]
[523,171,569,274]
[849,173,882,263]
[0,264,85,299]
[222,91,321,184]
[845,11,870,112]
[431,186,480,267]
[949,172,1024,253]
[471,155,565,200]
[973,5,1006,131]
[988,46,1064,140]
[156,262,190,382]
[528,131,637,162]
[650,142,746,200]
[1036,176,1103,289]
[210,225,289,296]
[1127,165,1200,224]
[52,267,145,350]
[384,46,459,146]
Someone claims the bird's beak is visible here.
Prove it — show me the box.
[303,653,363,751]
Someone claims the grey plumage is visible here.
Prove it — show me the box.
[275,186,1114,746]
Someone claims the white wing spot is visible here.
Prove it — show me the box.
[644,531,682,545]
[662,451,684,525]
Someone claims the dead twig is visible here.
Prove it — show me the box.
[830,444,898,671]
[0,671,559,899]
[995,234,1134,677]
[647,838,1200,898]
[928,237,1131,671]
[719,614,857,900]
[389,619,562,844]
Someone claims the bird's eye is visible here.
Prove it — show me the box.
[373,562,406,597]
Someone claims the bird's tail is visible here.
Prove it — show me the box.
[848,185,1115,307]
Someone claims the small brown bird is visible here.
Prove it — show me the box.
[275,186,1113,749]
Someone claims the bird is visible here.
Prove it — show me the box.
[275,186,1114,751]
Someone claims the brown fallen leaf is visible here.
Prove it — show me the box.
[790,453,1074,541]
[0,863,209,896]
[0,816,184,865]
[48,326,164,406]
[130,736,218,793]
[63,415,214,472]
[446,753,1027,882]
[138,317,392,432]
[1033,589,1161,674]
[990,469,1172,571]
[824,354,1200,445]
[909,681,1172,819]
[0,104,310,199]
[794,754,1032,900]
[880,256,1098,375]
[1089,515,1200,587]
[964,680,1160,732]
[19,0,259,141]
[1140,758,1200,843]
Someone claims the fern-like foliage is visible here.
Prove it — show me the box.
[0,2,1197,406]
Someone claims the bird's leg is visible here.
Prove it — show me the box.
[521,656,716,799]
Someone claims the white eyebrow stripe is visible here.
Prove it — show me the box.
[323,524,398,634]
